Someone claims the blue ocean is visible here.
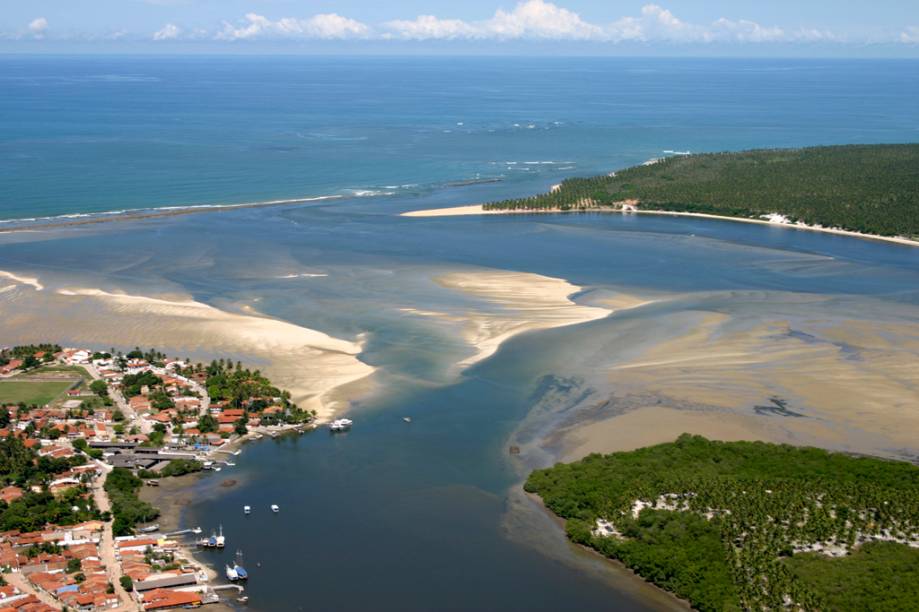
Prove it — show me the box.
[2,56,919,220]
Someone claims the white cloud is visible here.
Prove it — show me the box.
[486,0,603,40]
[384,16,478,40]
[153,23,180,41]
[216,12,369,41]
[902,26,919,44]
[28,17,48,38]
[385,0,602,40]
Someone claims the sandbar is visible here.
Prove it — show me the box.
[401,205,919,248]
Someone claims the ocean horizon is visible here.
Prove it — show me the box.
[3,55,919,222]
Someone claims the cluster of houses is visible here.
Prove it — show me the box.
[115,535,209,610]
[0,521,119,610]
[0,346,308,610]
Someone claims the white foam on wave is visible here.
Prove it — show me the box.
[0,195,343,228]
[277,273,328,279]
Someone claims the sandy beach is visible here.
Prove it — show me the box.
[401,204,919,248]
[0,274,374,422]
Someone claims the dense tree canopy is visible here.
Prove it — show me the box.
[487,144,919,237]
[526,435,919,611]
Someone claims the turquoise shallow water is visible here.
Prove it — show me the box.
[2,56,919,610]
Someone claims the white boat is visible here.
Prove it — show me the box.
[403,417,412,423]
[215,525,225,548]
[243,505,251,515]
[270,504,279,513]
[329,418,353,432]
[225,564,238,581]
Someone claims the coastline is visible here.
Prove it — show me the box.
[0,195,341,234]
[401,204,919,248]
[0,279,376,423]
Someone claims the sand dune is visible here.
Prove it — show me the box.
[0,282,373,421]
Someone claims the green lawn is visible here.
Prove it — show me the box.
[0,380,75,406]
[24,365,91,379]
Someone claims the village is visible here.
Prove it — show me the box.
[0,344,314,611]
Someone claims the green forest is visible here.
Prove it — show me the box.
[486,144,919,237]
[525,435,919,611]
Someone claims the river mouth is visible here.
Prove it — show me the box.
[3,196,919,609]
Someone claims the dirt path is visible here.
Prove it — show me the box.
[5,570,61,609]
[92,465,140,611]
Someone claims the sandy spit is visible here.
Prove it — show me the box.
[429,270,614,368]
[400,205,919,248]
[0,281,374,422]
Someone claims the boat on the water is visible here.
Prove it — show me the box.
[227,550,249,581]
[215,525,225,548]
[271,504,279,513]
[243,505,251,515]
[329,418,353,432]
[403,417,412,423]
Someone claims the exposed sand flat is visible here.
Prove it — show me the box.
[560,406,766,461]
[555,305,919,461]
[0,283,373,421]
[430,270,614,368]
[0,270,44,291]
[401,205,919,248]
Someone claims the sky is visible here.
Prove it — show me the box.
[2,0,919,56]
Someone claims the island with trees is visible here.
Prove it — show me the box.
[485,144,919,239]
[525,435,919,611]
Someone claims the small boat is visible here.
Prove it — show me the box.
[243,505,251,515]
[403,417,412,423]
[270,504,279,513]
[233,551,249,581]
[225,563,238,581]
[226,462,236,467]
[138,524,160,534]
[329,418,352,432]
[215,525,225,548]
[198,530,217,548]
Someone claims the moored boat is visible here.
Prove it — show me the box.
[329,418,353,432]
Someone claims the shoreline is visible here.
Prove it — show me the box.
[0,195,341,234]
[401,204,919,248]
[522,490,692,611]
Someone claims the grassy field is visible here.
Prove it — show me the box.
[0,380,75,406]
[23,365,91,379]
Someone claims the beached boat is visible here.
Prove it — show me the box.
[243,505,251,515]
[329,418,353,432]
[271,504,279,513]
[138,524,159,534]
